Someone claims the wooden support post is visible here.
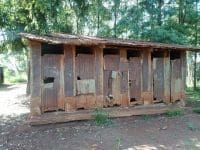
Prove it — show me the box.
[64,45,76,96]
[64,45,76,111]
[164,50,170,103]
[29,40,42,116]
[119,48,129,106]
[181,51,186,99]
[94,46,104,95]
[142,48,153,105]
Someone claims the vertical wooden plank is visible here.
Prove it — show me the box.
[119,48,129,106]
[65,97,76,112]
[94,46,104,95]
[129,57,142,103]
[142,48,153,104]
[164,51,170,103]
[42,55,57,111]
[181,51,186,99]
[95,95,103,108]
[29,40,42,116]
[153,58,164,102]
[58,55,65,110]
[75,54,94,79]
[142,49,152,91]
[104,55,120,70]
[171,59,182,102]
[111,71,121,105]
[120,48,127,62]
[86,95,96,109]
[103,70,112,106]
[76,95,87,109]
[120,71,128,94]
[42,55,64,111]
[64,45,75,97]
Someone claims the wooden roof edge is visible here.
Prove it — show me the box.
[19,32,200,51]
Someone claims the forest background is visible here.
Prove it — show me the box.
[0,0,199,89]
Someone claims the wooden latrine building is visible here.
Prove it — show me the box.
[20,33,200,125]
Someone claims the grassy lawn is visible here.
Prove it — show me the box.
[186,87,200,107]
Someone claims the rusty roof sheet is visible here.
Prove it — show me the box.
[20,32,200,51]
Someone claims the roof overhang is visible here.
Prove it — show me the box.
[20,33,200,51]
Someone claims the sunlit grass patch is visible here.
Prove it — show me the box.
[93,108,112,126]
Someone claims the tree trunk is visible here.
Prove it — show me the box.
[194,52,197,90]
[193,0,198,90]
[97,0,100,34]
[114,9,117,38]
[0,67,4,84]
[26,60,31,95]
[157,0,163,26]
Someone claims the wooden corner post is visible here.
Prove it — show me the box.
[29,40,42,116]
[142,48,153,105]
[94,45,104,107]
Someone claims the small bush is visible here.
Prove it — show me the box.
[94,108,112,126]
[193,108,200,114]
[166,109,184,117]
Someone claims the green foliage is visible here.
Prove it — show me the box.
[186,87,200,107]
[166,109,184,117]
[193,108,200,114]
[94,108,112,126]
[0,0,199,82]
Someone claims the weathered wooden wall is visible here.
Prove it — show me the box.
[153,57,164,102]
[29,41,187,116]
[163,51,170,103]
[170,51,186,102]
[119,48,129,106]
[64,45,76,111]
[41,55,64,112]
[129,57,142,105]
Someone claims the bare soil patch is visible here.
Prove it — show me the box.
[0,84,200,150]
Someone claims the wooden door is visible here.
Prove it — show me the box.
[128,57,142,104]
[42,55,64,112]
[103,55,120,106]
[153,58,165,102]
[171,59,182,102]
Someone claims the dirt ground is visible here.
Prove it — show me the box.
[0,84,200,150]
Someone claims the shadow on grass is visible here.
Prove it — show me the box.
[186,87,200,108]
[0,84,17,91]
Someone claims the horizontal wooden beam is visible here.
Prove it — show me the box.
[29,103,183,125]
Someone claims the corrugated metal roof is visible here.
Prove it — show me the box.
[20,32,200,51]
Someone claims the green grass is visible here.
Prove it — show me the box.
[166,109,184,117]
[4,69,27,84]
[186,87,200,107]
[193,108,200,114]
[93,108,112,126]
